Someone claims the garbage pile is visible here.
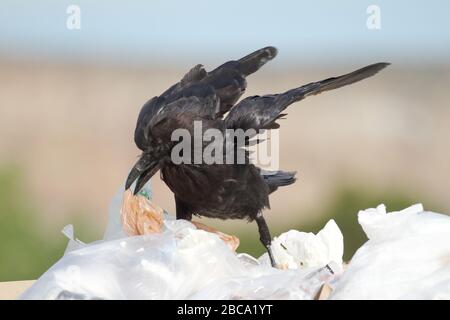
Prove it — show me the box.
[20,183,450,299]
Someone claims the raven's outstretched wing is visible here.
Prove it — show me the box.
[225,62,390,131]
[134,47,278,150]
[201,46,277,116]
[161,46,277,101]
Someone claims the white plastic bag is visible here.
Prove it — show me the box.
[20,182,343,300]
[21,220,340,299]
[19,181,450,300]
[331,204,450,299]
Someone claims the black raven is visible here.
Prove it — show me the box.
[125,46,389,267]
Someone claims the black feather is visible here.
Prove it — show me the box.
[225,62,390,131]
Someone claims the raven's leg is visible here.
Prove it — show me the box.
[255,212,277,268]
[175,195,192,221]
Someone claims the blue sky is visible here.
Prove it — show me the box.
[1,0,449,67]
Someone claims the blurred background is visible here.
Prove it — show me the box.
[1,0,450,281]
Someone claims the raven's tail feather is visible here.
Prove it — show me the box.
[262,170,297,193]
[277,62,390,107]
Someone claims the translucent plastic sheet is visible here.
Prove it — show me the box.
[21,219,341,299]
[19,182,450,299]
[20,183,342,300]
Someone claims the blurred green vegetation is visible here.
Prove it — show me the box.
[0,164,444,281]
[0,165,97,282]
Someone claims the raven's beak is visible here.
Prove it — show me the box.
[133,163,159,195]
[125,166,141,190]
[125,155,160,195]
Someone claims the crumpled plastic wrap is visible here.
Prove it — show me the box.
[330,204,450,299]
[18,181,450,300]
[20,222,340,299]
[259,220,343,269]
[20,182,343,300]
